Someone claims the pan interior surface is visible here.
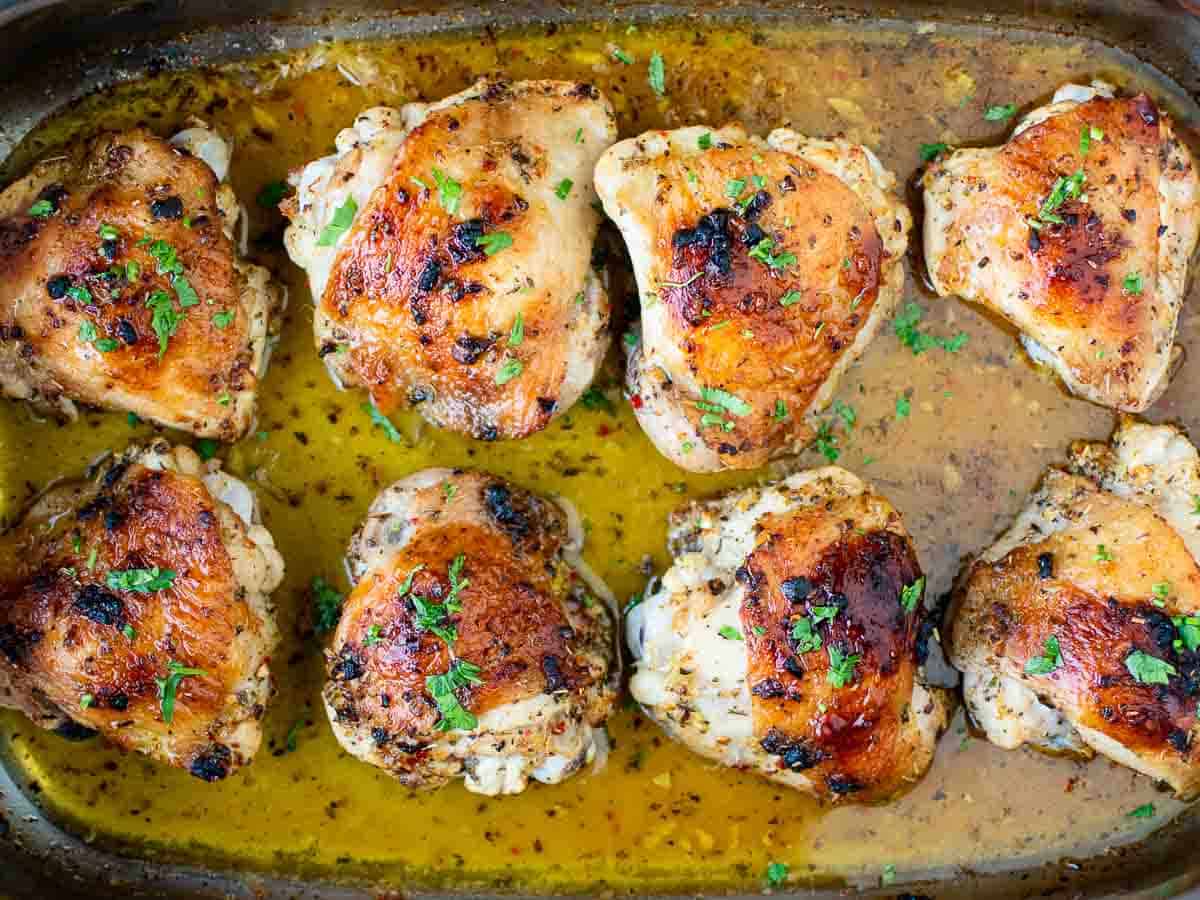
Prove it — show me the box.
[1,12,1199,897]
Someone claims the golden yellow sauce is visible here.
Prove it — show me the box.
[0,18,1196,894]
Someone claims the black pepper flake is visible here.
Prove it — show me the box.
[542,655,568,693]
[99,239,119,261]
[73,584,124,627]
[46,275,71,300]
[150,196,184,220]
[780,577,812,604]
[1028,228,1042,252]
[416,258,440,294]
[117,318,138,345]
[1121,209,1137,223]
[1036,553,1054,579]
[189,744,232,781]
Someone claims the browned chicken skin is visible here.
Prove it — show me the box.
[626,468,950,802]
[595,125,910,472]
[284,79,615,441]
[323,468,617,795]
[948,419,1200,797]
[0,126,282,438]
[0,442,283,780]
[923,82,1200,412]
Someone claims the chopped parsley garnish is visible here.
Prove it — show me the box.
[765,862,789,887]
[156,659,207,724]
[195,438,219,461]
[881,864,897,887]
[919,142,948,162]
[1034,169,1086,227]
[725,178,747,202]
[495,357,523,385]
[792,617,822,653]
[312,576,344,634]
[145,290,181,358]
[815,421,839,463]
[98,223,120,241]
[748,237,797,270]
[475,232,513,256]
[1094,544,1114,563]
[316,196,357,246]
[612,47,634,65]
[984,103,1018,121]
[900,576,925,614]
[1025,635,1062,675]
[1152,581,1171,602]
[256,181,289,208]
[832,399,856,428]
[414,595,458,643]
[827,645,861,688]
[574,127,584,144]
[363,624,384,646]
[427,659,484,731]
[125,260,141,282]
[648,51,666,96]
[580,387,615,413]
[431,168,462,215]
[698,132,713,150]
[779,289,802,307]
[78,321,98,344]
[396,564,426,598]
[554,178,574,200]
[1080,125,1104,155]
[1128,803,1156,819]
[893,302,968,354]
[66,284,92,304]
[896,394,911,418]
[1123,272,1143,295]
[508,312,524,347]
[122,624,136,640]
[717,625,743,641]
[212,309,234,329]
[362,401,403,442]
[772,399,788,421]
[28,199,54,218]
[285,719,303,753]
[1174,616,1200,653]
[810,605,840,625]
[106,567,176,593]
[80,693,94,709]
[1125,650,1176,685]
[698,386,751,417]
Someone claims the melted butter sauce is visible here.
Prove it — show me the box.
[1,18,1197,894]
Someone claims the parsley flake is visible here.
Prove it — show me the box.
[106,567,176,593]
[984,103,1018,121]
[316,196,357,247]
[156,659,207,724]
[312,577,344,634]
[900,576,925,614]
[427,659,484,731]
[495,357,523,385]
[431,168,462,215]
[1025,635,1063,675]
[362,401,403,442]
[475,232,513,256]
[717,625,743,641]
[648,51,666,96]
[1125,650,1176,685]
[554,178,574,200]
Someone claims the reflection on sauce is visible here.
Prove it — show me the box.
[0,18,1194,894]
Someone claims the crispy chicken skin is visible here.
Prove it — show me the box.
[626,468,950,802]
[283,79,615,441]
[0,126,283,438]
[923,82,1200,412]
[594,125,910,472]
[947,419,1200,798]
[323,469,618,796]
[0,441,284,781]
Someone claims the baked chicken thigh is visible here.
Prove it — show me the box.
[626,468,950,802]
[948,419,1200,797]
[0,441,284,780]
[323,469,618,795]
[594,125,910,472]
[0,125,283,438]
[283,79,615,441]
[923,82,1200,412]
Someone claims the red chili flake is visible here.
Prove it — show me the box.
[597,424,611,437]
[630,394,644,409]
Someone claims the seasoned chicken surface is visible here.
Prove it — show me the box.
[322,469,618,795]
[626,468,950,802]
[923,82,1200,412]
[948,419,1200,797]
[0,125,283,438]
[0,441,284,781]
[594,125,910,472]
[283,79,615,441]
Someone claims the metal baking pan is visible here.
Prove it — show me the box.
[2,0,1200,897]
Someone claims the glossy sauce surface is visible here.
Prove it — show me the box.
[0,18,1197,894]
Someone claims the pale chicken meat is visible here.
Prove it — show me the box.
[923,82,1200,412]
[283,79,615,441]
[0,441,284,780]
[0,125,284,438]
[948,419,1200,797]
[322,469,618,795]
[594,125,910,472]
[626,468,950,802]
